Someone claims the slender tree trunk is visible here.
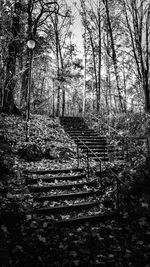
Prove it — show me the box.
[91,78,95,111]
[103,0,124,113]
[21,0,32,105]
[3,44,16,112]
[80,0,87,117]
[52,78,55,117]
[58,42,65,117]
[82,26,87,117]
[0,0,3,106]
[97,2,101,114]
[55,10,61,117]
[105,28,112,114]
[144,2,150,112]
[88,31,98,109]
[107,60,112,114]
[62,86,65,117]
[105,81,109,114]
[21,0,44,107]
[0,41,5,108]
[122,57,127,112]
[2,1,22,114]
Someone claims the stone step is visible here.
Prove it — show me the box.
[76,137,107,141]
[34,201,100,214]
[55,212,117,226]
[94,156,109,162]
[30,179,97,192]
[64,126,89,130]
[78,143,107,148]
[68,130,98,134]
[34,189,101,202]
[60,123,87,127]
[75,136,107,140]
[26,173,87,184]
[64,126,88,129]
[79,146,107,152]
[66,129,96,133]
[87,152,108,158]
[69,133,99,138]
[80,149,108,156]
[81,148,108,152]
[24,168,85,175]
[61,122,87,126]
[76,140,107,145]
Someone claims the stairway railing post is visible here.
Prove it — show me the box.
[99,160,101,181]
[126,136,129,160]
[146,137,150,170]
[98,123,100,135]
[87,148,90,180]
[116,177,120,217]
[104,142,106,161]
[146,137,150,158]
[77,143,80,168]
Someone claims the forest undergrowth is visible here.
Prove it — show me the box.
[0,112,150,267]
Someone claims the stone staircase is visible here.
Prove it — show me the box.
[24,116,121,225]
[25,167,116,225]
[60,116,109,161]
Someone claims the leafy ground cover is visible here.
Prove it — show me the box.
[0,113,150,267]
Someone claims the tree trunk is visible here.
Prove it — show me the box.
[21,55,29,105]
[21,0,32,106]
[58,41,65,117]
[52,79,55,117]
[82,26,87,117]
[2,2,22,114]
[55,11,61,117]
[21,0,44,107]
[97,2,101,114]
[62,86,65,117]
[123,0,150,113]
[144,2,150,112]
[88,30,98,112]
[103,0,124,113]
[122,57,127,113]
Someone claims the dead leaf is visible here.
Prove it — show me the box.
[141,202,149,208]
[136,240,144,245]
[108,254,115,259]
[74,260,80,266]
[38,235,46,243]
[138,217,146,227]
[26,214,32,220]
[1,225,8,233]
[38,256,42,262]
[125,249,132,258]
[6,192,13,198]
[43,222,48,228]
[59,242,64,249]
[16,245,24,252]
[70,251,77,257]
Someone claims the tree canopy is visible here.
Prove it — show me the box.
[0,0,150,116]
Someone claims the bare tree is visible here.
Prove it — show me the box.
[122,0,150,112]
[102,0,125,113]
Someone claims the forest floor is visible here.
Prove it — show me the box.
[0,113,150,267]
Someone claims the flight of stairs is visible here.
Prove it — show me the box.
[24,116,120,225]
[25,167,116,225]
[60,116,109,161]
